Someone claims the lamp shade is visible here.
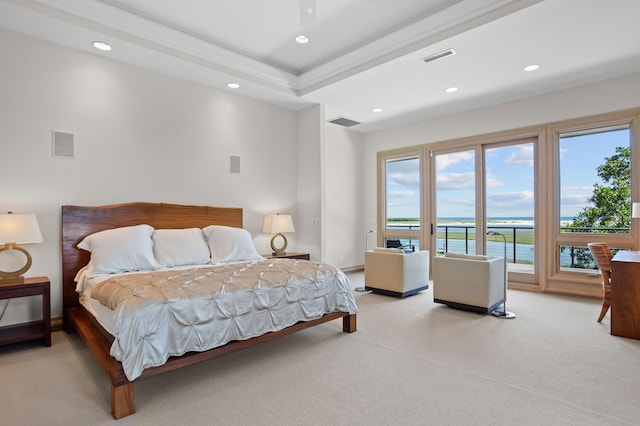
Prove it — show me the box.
[262,214,295,234]
[633,202,640,219]
[0,213,43,244]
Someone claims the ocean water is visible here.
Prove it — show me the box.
[436,216,574,225]
[388,217,575,227]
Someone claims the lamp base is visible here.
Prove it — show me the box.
[270,233,288,257]
[0,276,26,284]
[0,243,33,282]
[491,309,516,319]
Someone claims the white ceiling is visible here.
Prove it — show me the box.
[2,0,640,133]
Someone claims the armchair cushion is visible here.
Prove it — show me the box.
[364,249,429,297]
[433,253,505,313]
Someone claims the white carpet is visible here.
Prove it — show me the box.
[1,272,639,425]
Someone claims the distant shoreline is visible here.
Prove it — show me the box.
[388,217,573,226]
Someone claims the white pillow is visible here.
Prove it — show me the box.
[202,225,263,263]
[152,228,211,267]
[78,224,161,275]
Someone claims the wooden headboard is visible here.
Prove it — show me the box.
[61,202,243,326]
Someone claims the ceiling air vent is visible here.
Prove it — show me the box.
[421,48,456,64]
[328,117,361,128]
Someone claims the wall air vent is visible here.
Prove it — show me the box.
[421,48,456,64]
[328,117,361,127]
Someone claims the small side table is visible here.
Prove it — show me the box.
[263,252,310,260]
[0,276,51,347]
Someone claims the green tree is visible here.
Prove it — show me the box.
[566,146,631,267]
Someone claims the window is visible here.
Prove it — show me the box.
[555,124,633,274]
[385,156,420,230]
[379,152,422,250]
[376,109,638,297]
[559,126,631,235]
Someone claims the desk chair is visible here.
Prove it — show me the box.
[588,242,612,323]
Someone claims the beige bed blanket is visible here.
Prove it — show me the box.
[91,258,358,380]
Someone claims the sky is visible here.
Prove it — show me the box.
[385,128,629,220]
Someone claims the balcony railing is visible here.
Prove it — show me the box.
[386,223,629,268]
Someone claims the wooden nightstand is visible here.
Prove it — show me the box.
[0,276,51,347]
[263,252,310,260]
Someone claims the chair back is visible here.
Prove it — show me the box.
[588,242,612,282]
[588,242,614,322]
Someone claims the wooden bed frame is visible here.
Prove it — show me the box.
[61,202,356,419]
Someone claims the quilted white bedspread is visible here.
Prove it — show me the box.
[90,258,358,381]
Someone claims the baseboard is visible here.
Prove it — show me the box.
[51,316,63,332]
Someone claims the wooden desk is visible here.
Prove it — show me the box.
[610,251,640,339]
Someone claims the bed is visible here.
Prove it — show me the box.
[61,202,357,419]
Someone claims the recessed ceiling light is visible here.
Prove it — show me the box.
[226,82,240,89]
[295,35,310,44]
[446,87,458,93]
[92,41,112,51]
[373,108,383,113]
[524,64,540,72]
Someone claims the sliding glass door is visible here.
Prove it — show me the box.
[431,138,537,282]
[485,142,535,273]
[434,150,476,255]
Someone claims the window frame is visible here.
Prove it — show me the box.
[377,148,423,250]
[375,108,640,298]
[545,112,638,293]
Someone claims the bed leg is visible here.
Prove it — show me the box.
[111,381,135,419]
[343,313,357,333]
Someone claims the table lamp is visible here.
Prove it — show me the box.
[0,212,43,282]
[262,214,295,256]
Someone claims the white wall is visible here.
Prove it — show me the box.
[0,29,301,324]
[362,72,640,236]
[296,105,323,260]
[295,107,365,269]
[323,124,364,268]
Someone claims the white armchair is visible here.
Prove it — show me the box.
[433,252,505,313]
[364,248,430,297]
